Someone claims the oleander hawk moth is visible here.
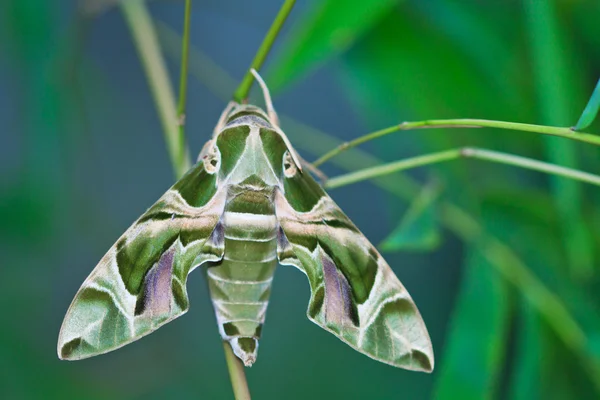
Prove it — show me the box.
[57,75,434,372]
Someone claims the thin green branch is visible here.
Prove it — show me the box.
[232,0,296,102]
[325,147,600,189]
[326,149,460,188]
[312,118,600,168]
[223,342,252,400]
[176,0,192,132]
[121,0,191,179]
[158,21,236,102]
[123,4,249,396]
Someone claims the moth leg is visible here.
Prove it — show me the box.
[213,101,238,136]
[299,155,328,184]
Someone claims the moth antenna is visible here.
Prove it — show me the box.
[250,68,279,126]
[250,68,302,171]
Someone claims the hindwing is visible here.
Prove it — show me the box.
[275,171,434,372]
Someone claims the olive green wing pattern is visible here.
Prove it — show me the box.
[274,171,434,372]
[58,161,226,360]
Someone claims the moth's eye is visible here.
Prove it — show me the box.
[204,146,221,174]
[283,151,297,178]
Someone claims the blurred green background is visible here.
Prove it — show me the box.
[2,0,600,398]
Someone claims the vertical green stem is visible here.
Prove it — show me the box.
[223,342,252,400]
[232,0,296,102]
[121,0,191,179]
[177,0,192,134]
[226,0,298,395]
[123,3,249,395]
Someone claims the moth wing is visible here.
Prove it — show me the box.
[274,174,434,372]
[58,162,226,360]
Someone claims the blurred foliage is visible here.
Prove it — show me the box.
[379,181,442,252]
[2,0,600,399]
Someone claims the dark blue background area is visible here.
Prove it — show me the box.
[3,1,599,399]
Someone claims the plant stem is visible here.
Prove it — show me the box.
[222,1,297,395]
[158,21,236,102]
[232,0,296,102]
[325,147,600,189]
[123,3,250,396]
[172,2,251,396]
[223,341,252,400]
[312,118,600,168]
[176,0,192,135]
[121,0,191,179]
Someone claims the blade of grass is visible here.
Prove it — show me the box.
[434,246,512,399]
[523,0,593,279]
[574,78,600,131]
[379,182,441,252]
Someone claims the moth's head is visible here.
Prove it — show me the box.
[200,103,301,187]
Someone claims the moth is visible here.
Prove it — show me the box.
[57,72,434,372]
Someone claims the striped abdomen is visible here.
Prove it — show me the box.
[206,187,277,366]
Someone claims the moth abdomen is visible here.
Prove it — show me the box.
[206,200,278,366]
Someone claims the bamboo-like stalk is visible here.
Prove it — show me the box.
[325,147,600,189]
[232,0,296,102]
[312,119,600,168]
[176,0,192,134]
[120,0,191,178]
[224,342,252,400]
[122,2,252,397]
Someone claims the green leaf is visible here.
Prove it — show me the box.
[379,182,441,252]
[482,189,600,397]
[433,245,512,400]
[574,78,600,131]
[268,0,401,91]
[509,303,543,400]
[523,0,594,280]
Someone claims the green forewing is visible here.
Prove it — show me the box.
[57,161,226,360]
